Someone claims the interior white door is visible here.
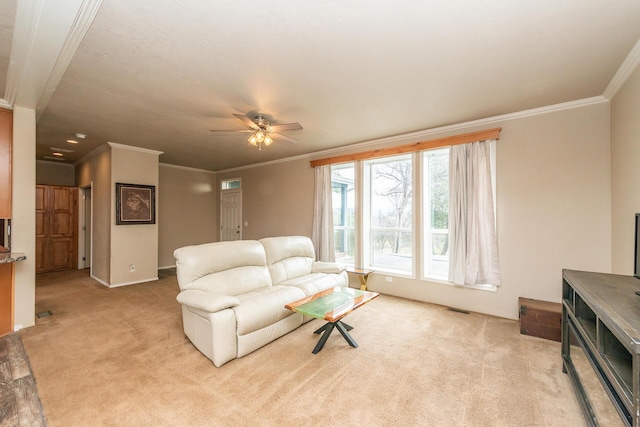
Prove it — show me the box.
[220,190,242,241]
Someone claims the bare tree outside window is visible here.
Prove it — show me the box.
[368,155,412,272]
[423,149,449,278]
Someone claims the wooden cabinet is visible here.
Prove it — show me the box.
[0,108,12,336]
[562,269,640,426]
[0,108,11,219]
[0,263,14,335]
[36,185,78,273]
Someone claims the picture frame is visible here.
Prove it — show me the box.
[115,183,155,225]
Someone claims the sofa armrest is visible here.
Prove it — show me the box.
[176,290,240,313]
[311,261,346,274]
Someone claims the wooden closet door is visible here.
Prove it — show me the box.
[35,185,77,272]
[48,187,76,271]
[35,186,48,273]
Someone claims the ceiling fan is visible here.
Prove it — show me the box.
[210,114,303,150]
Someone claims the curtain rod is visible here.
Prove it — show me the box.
[309,127,501,168]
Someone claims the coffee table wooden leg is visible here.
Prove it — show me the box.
[335,321,358,348]
[312,322,336,354]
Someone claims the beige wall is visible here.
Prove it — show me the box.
[11,99,615,325]
[76,146,112,284]
[158,164,217,268]
[12,107,36,329]
[611,65,640,274]
[36,160,76,186]
[449,105,608,319]
[109,145,160,286]
[220,102,612,320]
[359,104,611,319]
[217,160,315,240]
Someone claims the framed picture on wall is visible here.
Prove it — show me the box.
[115,183,155,225]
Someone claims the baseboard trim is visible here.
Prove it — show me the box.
[109,277,159,288]
[90,274,110,288]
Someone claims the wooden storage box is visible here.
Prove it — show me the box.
[518,297,561,342]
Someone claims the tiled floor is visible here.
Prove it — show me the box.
[0,332,46,426]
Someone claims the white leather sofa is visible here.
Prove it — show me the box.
[174,236,347,367]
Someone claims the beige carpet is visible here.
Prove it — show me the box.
[20,269,588,426]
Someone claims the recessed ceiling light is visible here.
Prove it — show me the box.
[52,152,64,157]
[43,156,65,161]
[66,139,78,144]
[75,133,86,139]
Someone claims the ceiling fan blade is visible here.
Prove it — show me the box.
[209,129,253,133]
[272,132,299,144]
[233,114,260,130]
[268,122,303,132]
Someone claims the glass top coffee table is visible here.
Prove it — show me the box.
[285,286,379,354]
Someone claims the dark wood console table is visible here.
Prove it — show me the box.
[562,269,640,426]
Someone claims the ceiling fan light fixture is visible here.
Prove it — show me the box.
[213,113,302,150]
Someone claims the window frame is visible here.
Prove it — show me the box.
[325,129,500,290]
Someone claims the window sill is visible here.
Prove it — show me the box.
[422,276,498,293]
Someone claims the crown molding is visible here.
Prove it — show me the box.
[603,37,640,99]
[73,142,109,166]
[5,0,102,113]
[216,96,609,174]
[4,0,43,107]
[37,159,75,168]
[159,163,216,174]
[107,142,164,156]
[36,0,104,121]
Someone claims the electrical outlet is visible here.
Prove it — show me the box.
[385,276,393,282]
[129,264,136,272]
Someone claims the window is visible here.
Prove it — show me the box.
[221,178,241,190]
[364,154,413,273]
[423,148,449,279]
[331,163,355,265]
[327,138,497,285]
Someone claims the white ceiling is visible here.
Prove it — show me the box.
[2,1,640,171]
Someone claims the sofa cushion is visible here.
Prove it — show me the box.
[233,285,306,335]
[279,272,348,296]
[174,240,272,295]
[260,236,315,285]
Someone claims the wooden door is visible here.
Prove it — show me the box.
[36,185,77,273]
[49,187,75,270]
[35,186,47,273]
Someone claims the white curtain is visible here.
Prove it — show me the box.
[448,140,501,286]
[311,165,335,261]
[448,145,467,285]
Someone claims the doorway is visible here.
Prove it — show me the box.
[81,186,92,269]
[220,190,242,241]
